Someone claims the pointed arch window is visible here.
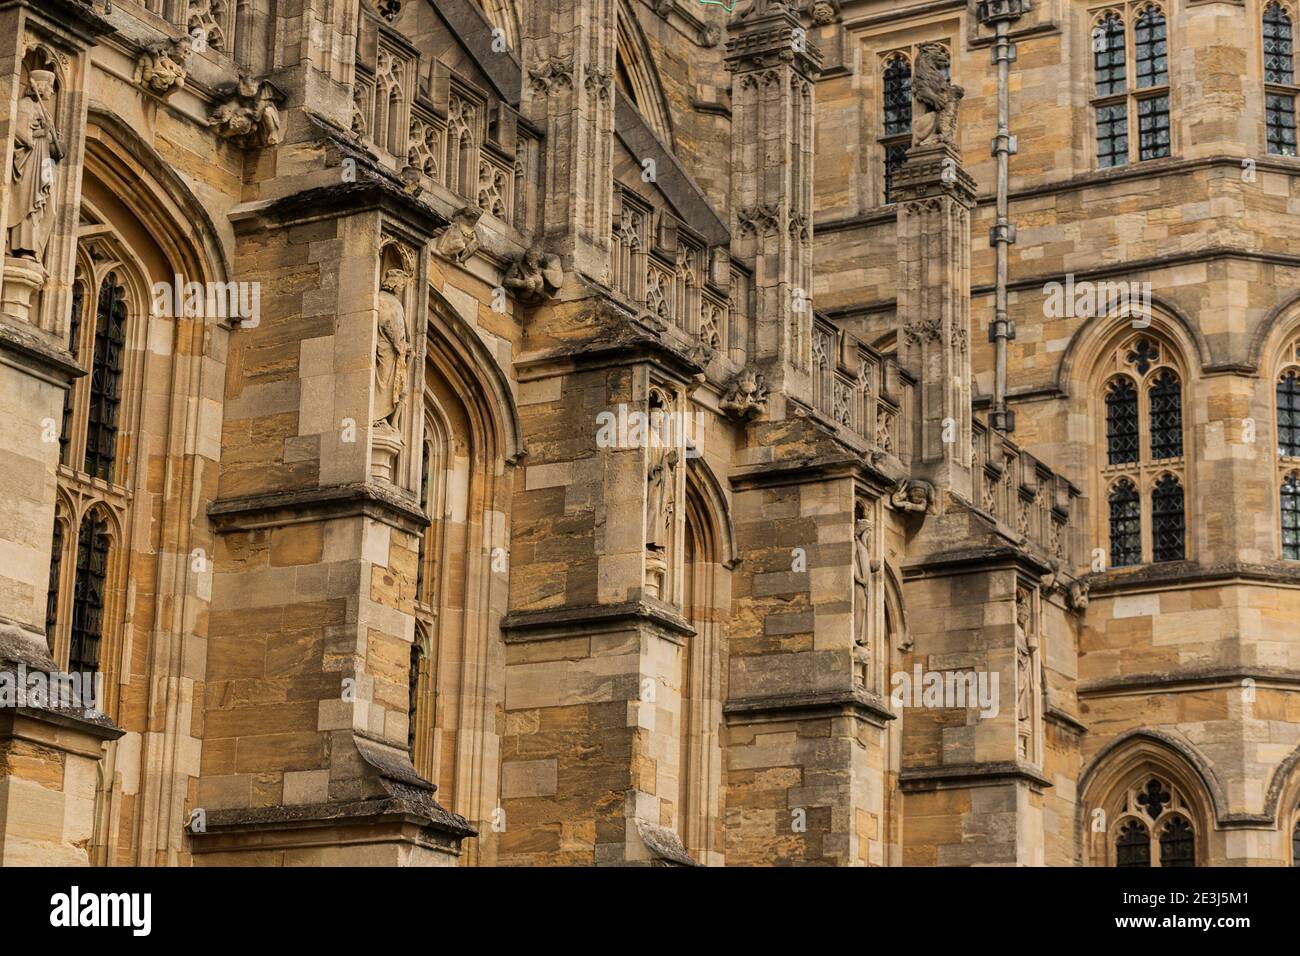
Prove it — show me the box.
[45,513,64,650]
[1265,3,1299,156]
[1115,818,1150,867]
[1106,377,1139,465]
[1107,776,1198,867]
[69,510,110,675]
[1151,474,1185,562]
[1109,479,1142,567]
[1279,369,1300,457]
[1282,472,1300,560]
[1148,369,1182,460]
[60,282,85,466]
[880,55,912,203]
[1292,817,1300,865]
[1158,815,1195,867]
[1091,5,1171,168]
[84,273,127,481]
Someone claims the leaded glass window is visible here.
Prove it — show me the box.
[1279,371,1300,457]
[84,274,127,481]
[1093,14,1127,96]
[1148,369,1182,460]
[1158,815,1195,867]
[881,57,912,204]
[1266,4,1295,84]
[1151,474,1185,562]
[1115,818,1150,867]
[1268,93,1299,156]
[1134,7,1167,88]
[60,282,85,466]
[45,516,63,651]
[1097,103,1129,168]
[1137,95,1170,160]
[1107,378,1140,465]
[408,637,422,758]
[1282,472,1300,560]
[69,511,110,675]
[1110,479,1142,567]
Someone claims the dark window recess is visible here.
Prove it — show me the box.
[84,275,127,481]
[1137,778,1172,818]
[1109,479,1142,568]
[1265,2,1295,85]
[1282,473,1300,561]
[1151,474,1185,563]
[1115,818,1151,868]
[1097,103,1129,168]
[1137,95,1171,161]
[883,142,910,203]
[1148,369,1183,460]
[1267,92,1298,157]
[882,58,912,136]
[45,517,63,651]
[408,637,422,758]
[1106,378,1140,465]
[1094,14,1127,96]
[1279,371,1300,457]
[416,439,431,602]
[1293,818,1300,866]
[69,511,110,675]
[60,282,84,466]
[1134,8,1168,88]
[1159,815,1195,867]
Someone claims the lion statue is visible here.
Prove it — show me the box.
[911,43,964,148]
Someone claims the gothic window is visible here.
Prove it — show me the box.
[1265,3,1299,156]
[1293,817,1300,865]
[1148,369,1183,460]
[1115,818,1150,867]
[1107,776,1199,867]
[880,55,912,203]
[1279,369,1300,457]
[60,282,85,466]
[1097,333,1188,567]
[1106,377,1139,465]
[69,510,110,675]
[1109,479,1142,567]
[45,512,64,650]
[408,636,423,758]
[1091,5,1172,168]
[1151,473,1185,562]
[85,273,127,481]
[1282,472,1300,560]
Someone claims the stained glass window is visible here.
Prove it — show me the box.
[1159,815,1195,867]
[1106,378,1140,465]
[1116,818,1151,867]
[69,511,110,675]
[84,275,127,481]
[1110,479,1142,568]
[1151,474,1185,562]
[1148,369,1182,460]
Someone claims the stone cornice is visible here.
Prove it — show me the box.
[1085,560,1300,595]
[501,600,696,641]
[0,320,83,387]
[901,543,1054,581]
[208,482,428,535]
[723,688,896,727]
[899,760,1052,792]
[8,0,114,44]
[1079,666,1300,698]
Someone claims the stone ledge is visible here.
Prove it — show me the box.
[899,760,1052,792]
[1085,561,1300,594]
[724,688,896,728]
[0,319,83,386]
[501,600,695,641]
[1079,665,1300,697]
[209,482,427,534]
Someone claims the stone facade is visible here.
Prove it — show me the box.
[0,0,1295,867]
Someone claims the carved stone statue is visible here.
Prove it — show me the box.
[911,43,964,148]
[852,514,878,690]
[209,76,282,149]
[719,366,769,421]
[373,267,412,432]
[1068,580,1090,612]
[890,478,933,514]
[1015,587,1035,759]
[136,37,190,97]
[7,70,62,267]
[435,206,482,264]
[503,245,563,305]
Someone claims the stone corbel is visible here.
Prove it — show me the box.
[135,36,190,98]
[719,365,769,422]
[503,245,563,306]
[434,205,482,264]
[209,75,285,149]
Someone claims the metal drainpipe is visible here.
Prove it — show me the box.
[979,0,1028,433]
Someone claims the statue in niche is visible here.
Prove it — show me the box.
[852,510,879,690]
[435,205,482,264]
[1015,586,1036,760]
[136,37,190,97]
[503,245,563,305]
[7,69,62,267]
[911,43,964,149]
[373,266,413,433]
[720,366,769,422]
[890,477,933,514]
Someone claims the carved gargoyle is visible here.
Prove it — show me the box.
[209,76,283,149]
[435,205,482,263]
[1068,581,1090,612]
[136,37,190,97]
[912,43,963,148]
[890,478,934,515]
[503,245,563,305]
[719,366,769,422]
